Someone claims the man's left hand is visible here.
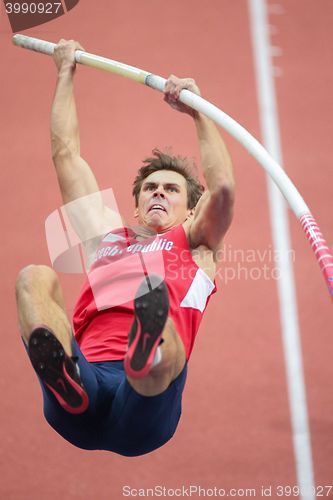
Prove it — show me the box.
[164,75,201,117]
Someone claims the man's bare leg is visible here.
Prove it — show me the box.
[127,317,186,397]
[16,264,73,355]
[16,264,89,414]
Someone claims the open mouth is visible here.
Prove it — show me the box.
[148,204,167,213]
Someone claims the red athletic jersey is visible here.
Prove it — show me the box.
[72,224,216,361]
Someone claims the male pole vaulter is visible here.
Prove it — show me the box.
[16,40,235,456]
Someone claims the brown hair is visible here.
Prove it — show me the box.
[132,148,205,209]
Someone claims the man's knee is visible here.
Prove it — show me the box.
[16,264,58,297]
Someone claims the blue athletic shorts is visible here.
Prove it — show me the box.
[33,337,188,457]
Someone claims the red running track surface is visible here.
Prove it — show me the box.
[0,0,332,498]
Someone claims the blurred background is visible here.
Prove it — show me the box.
[0,0,332,498]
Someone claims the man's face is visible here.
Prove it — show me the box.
[135,170,193,232]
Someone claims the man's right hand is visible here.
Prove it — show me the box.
[53,39,85,74]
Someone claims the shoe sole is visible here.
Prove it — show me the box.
[28,327,89,414]
[124,275,169,379]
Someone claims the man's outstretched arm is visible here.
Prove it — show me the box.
[164,76,235,256]
[51,40,122,247]
[51,39,101,204]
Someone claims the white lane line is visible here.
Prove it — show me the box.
[248,1,315,498]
